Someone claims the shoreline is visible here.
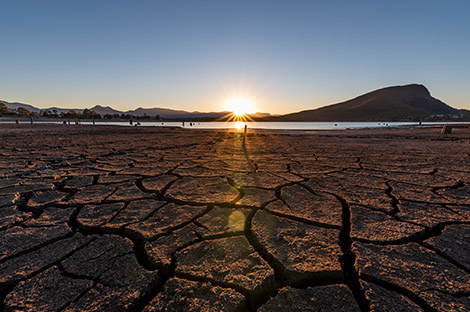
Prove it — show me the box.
[1,119,469,132]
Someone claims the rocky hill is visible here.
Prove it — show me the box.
[281,84,468,121]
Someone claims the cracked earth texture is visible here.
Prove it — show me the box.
[0,124,469,312]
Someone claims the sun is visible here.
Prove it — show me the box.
[224,97,256,116]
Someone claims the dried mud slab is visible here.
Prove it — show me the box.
[173,164,227,177]
[425,224,470,271]
[0,178,20,189]
[128,203,206,239]
[389,181,450,204]
[0,193,21,208]
[416,289,470,312]
[61,236,159,311]
[141,175,178,193]
[266,184,342,226]
[306,172,389,197]
[165,177,239,204]
[356,242,470,310]
[66,185,115,205]
[195,207,250,236]
[77,202,126,227]
[384,171,456,188]
[448,204,470,218]
[0,234,91,283]
[351,205,424,242]
[339,188,394,213]
[106,181,155,201]
[3,266,92,312]
[289,163,338,176]
[236,187,276,207]
[230,172,288,188]
[362,282,422,312]
[258,285,360,312]
[63,176,94,191]
[145,223,201,267]
[397,201,465,227]
[107,199,166,227]
[252,210,342,281]
[22,206,74,227]
[437,184,470,205]
[98,174,140,184]
[0,224,71,261]
[9,179,57,193]
[0,205,31,229]
[143,277,245,312]
[175,236,276,293]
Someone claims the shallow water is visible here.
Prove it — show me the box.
[2,120,468,130]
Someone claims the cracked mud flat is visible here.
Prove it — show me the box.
[0,124,469,312]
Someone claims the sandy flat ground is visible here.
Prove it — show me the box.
[1,124,469,311]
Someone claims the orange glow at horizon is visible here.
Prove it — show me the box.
[217,96,257,129]
[224,97,257,116]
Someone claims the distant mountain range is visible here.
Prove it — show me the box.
[2,84,469,121]
[0,101,272,119]
[280,84,469,121]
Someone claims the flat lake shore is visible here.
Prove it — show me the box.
[1,124,469,311]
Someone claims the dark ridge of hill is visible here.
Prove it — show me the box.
[124,107,230,118]
[89,105,122,115]
[281,84,465,121]
[126,107,191,117]
[1,100,41,113]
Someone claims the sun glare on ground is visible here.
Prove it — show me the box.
[224,97,256,116]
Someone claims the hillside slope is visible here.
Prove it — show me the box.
[281,84,462,121]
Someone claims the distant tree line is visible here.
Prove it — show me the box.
[0,103,30,116]
[0,104,160,120]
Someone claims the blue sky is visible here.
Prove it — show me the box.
[1,1,469,114]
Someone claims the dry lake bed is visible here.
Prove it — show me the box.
[0,124,469,311]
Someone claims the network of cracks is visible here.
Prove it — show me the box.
[0,125,469,311]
